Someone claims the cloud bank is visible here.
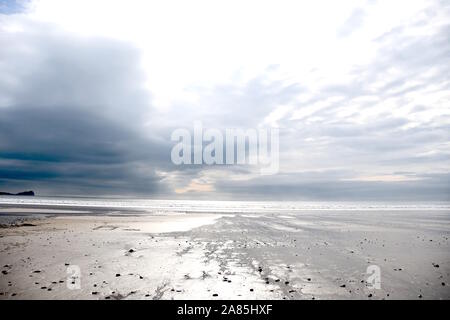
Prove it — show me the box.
[0,0,449,200]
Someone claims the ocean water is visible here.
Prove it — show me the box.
[0,196,449,215]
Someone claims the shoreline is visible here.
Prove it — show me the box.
[1,206,449,300]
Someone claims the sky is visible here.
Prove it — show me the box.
[0,0,449,200]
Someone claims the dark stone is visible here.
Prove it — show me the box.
[18,223,36,227]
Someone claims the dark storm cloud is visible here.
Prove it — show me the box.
[0,18,172,195]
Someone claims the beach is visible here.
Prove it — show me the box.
[0,199,449,300]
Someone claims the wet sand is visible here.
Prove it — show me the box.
[0,207,449,299]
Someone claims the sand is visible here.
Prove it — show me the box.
[0,206,449,300]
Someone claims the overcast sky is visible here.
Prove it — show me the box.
[0,0,449,200]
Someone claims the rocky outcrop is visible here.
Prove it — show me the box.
[0,190,35,196]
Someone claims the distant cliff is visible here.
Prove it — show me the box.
[0,190,35,196]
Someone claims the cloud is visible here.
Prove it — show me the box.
[0,0,449,200]
[337,7,366,38]
[0,18,171,195]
